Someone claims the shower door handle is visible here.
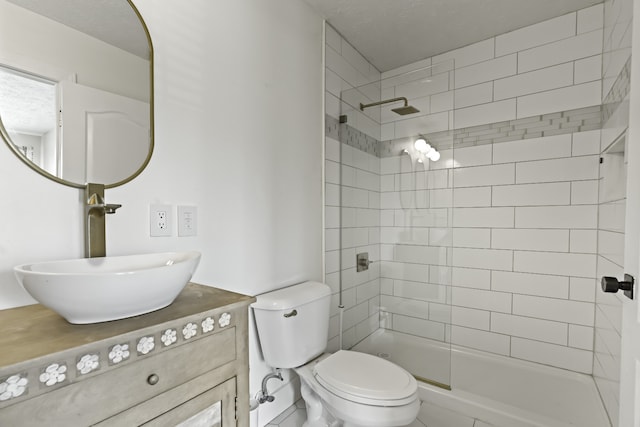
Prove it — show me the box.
[601,274,634,300]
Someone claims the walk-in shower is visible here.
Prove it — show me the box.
[325,58,611,426]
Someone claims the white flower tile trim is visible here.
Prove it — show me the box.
[109,344,130,364]
[218,312,231,328]
[161,328,177,347]
[137,336,155,355]
[182,322,198,340]
[202,317,215,333]
[39,363,67,387]
[0,375,28,401]
[77,354,100,375]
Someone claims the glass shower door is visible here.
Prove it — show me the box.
[333,61,454,389]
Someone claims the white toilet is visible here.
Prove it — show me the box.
[252,281,420,427]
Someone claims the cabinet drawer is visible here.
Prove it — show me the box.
[0,327,236,426]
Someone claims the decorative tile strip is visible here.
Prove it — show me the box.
[76,354,100,375]
[0,374,28,401]
[108,344,130,365]
[218,313,231,328]
[602,56,632,125]
[182,322,198,340]
[137,336,155,355]
[160,329,177,347]
[39,363,66,387]
[202,317,215,333]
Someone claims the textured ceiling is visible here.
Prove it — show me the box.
[5,0,149,59]
[303,0,603,72]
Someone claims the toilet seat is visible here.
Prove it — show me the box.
[313,350,417,406]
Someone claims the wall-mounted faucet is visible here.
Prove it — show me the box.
[257,369,284,404]
[85,183,121,258]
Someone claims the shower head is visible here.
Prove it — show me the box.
[392,105,420,115]
[360,97,419,116]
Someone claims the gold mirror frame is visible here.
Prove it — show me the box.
[0,0,154,189]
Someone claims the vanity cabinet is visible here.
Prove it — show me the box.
[0,283,255,426]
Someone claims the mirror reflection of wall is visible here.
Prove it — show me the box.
[0,0,152,188]
[0,66,57,174]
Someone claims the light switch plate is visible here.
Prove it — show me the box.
[178,206,197,237]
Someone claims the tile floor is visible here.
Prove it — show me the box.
[265,399,495,427]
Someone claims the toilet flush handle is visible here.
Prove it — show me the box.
[284,309,298,318]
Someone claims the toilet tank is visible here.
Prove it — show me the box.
[252,281,331,368]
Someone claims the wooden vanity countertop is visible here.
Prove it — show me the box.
[0,283,255,368]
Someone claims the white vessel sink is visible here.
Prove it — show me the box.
[14,251,201,324]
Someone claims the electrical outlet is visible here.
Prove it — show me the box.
[178,206,197,237]
[150,204,172,237]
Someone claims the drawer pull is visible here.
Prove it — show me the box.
[283,309,297,318]
[147,374,159,385]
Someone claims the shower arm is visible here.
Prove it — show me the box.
[360,97,409,111]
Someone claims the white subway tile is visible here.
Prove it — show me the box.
[380,261,429,282]
[452,267,491,290]
[325,46,370,88]
[492,182,571,206]
[429,303,452,323]
[511,337,593,373]
[451,144,493,168]
[518,30,603,73]
[516,156,599,183]
[394,244,447,265]
[325,229,339,251]
[491,271,569,298]
[599,201,626,233]
[325,24,342,52]
[493,134,572,164]
[514,251,597,277]
[491,313,567,345]
[515,205,597,229]
[453,228,491,249]
[431,189,453,208]
[416,170,449,190]
[575,55,603,84]
[572,130,601,156]
[570,230,598,253]
[599,230,625,267]
[453,164,515,188]
[381,123,395,141]
[381,57,433,81]
[380,210,394,226]
[452,306,490,330]
[397,208,448,227]
[454,99,517,129]
[453,187,492,207]
[453,207,514,228]
[341,39,374,78]
[494,63,574,100]
[431,91,454,113]
[453,287,512,313]
[569,324,594,350]
[393,315,445,341]
[434,38,495,69]
[394,111,450,139]
[517,81,602,118]
[380,295,429,319]
[429,265,452,285]
[429,228,452,247]
[455,54,517,89]
[572,180,599,205]
[326,92,341,119]
[577,4,604,34]
[325,206,340,228]
[325,183,340,206]
[495,13,576,56]
[455,82,494,108]
[569,277,596,302]
[513,294,594,326]
[451,325,510,355]
[452,247,513,271]
[395,72,449,99]
[492,228,569,252]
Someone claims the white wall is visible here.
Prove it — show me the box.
[0,0,324,425]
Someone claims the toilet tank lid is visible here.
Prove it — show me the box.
[251,281,331,311]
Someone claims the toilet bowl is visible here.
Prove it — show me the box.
[295,351,420,427]
[252,281,420,427]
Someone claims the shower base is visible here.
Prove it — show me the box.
[353,329,610,427]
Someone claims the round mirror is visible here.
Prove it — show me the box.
[0,0,153,189]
